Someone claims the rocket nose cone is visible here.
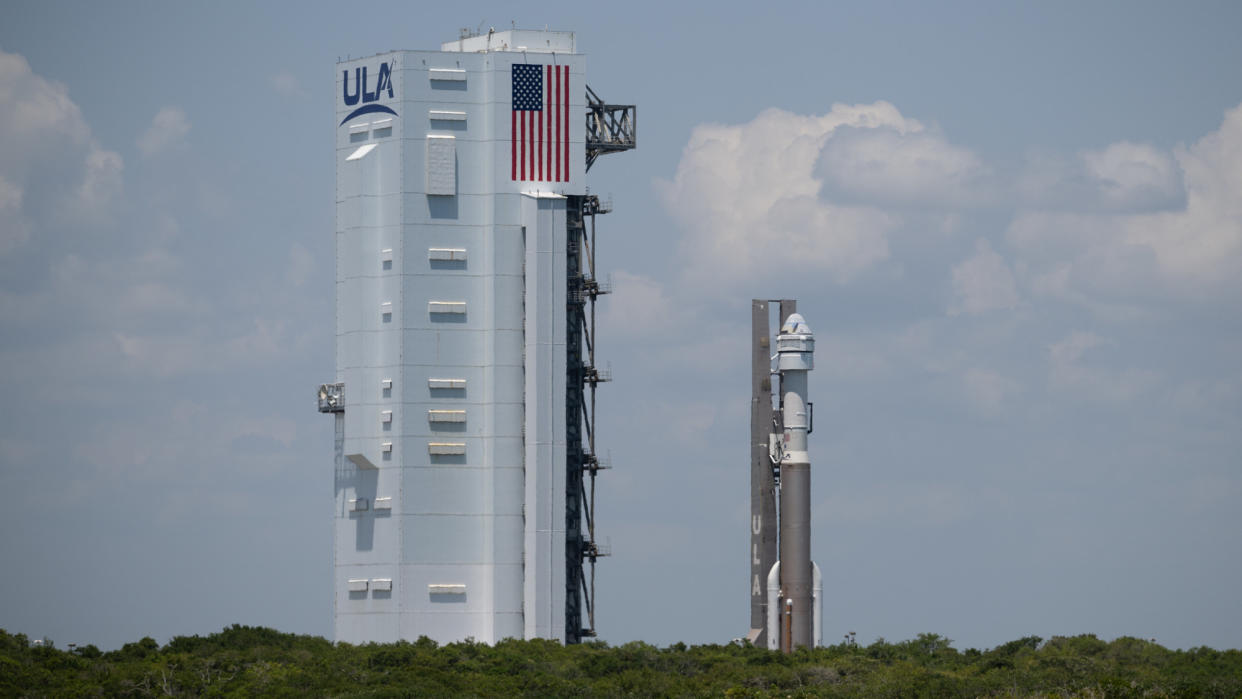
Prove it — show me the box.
[780,313,811,335]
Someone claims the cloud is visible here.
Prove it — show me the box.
[1011,101,1242,294]
[137,106,190,157]
[949,239,1019,315]
[1083,141,1183,211]
[1122,103,1242,286]
[657,103,915,286]
[1018,143,1184,214]
[0,48,123,243]
[1048,331,1158,401]
[817,125,991,208]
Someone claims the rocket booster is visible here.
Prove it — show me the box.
[777,312,815,651]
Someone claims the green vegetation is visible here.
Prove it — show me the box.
[3,626,1240,697]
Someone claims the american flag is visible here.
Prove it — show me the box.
[512,63,569,182]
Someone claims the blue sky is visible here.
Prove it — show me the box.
[1,1,1240,651]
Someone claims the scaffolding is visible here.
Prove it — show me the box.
[565,194,612,643]
[585,85,636,172]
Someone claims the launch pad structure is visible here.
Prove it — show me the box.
[318,28,634,646]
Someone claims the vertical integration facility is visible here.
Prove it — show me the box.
[318,29,635,645]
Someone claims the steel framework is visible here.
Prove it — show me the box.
[565,194,612,643]
[585,85,636,172]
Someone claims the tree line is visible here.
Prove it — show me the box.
[3,625,1240,697]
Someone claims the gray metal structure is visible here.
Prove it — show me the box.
[565,194,611,642]
[584,86,636,172]
[747,300,793,647]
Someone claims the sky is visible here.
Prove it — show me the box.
[1,1,1240,652]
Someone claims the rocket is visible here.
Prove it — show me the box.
[748,302,821,651]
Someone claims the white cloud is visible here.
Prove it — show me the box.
[0,48,123,242]
[657,103,914,286]
[1122,104,1242,286]
[76,147,124,213]
[1010,101,1242,294]
[950,239,1019,315]
[817,126,991,208]
[1018,143,1183,214]
[1082,141,1182,211]
[137,106,190,157]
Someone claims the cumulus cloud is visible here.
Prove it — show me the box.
[950,239,1019,315]
[817,125,991,208]
[657,101,993,287]
[1083,142,1183,211]
[1018,142,1183,214]
[1010,102,1242,295]
[1122,104,1242,285]
[0,48,123,243]
[137,106,190,157]
[657,103,918,285]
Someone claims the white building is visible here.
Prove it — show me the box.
[320,29,632,645]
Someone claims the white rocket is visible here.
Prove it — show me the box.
[759,311,822,651]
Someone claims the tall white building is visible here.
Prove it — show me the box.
[319,29,633,645]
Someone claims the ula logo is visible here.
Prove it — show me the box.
[340,62,398,126]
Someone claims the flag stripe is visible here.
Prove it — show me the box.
[561,65,568,181]
[558,64,563,183]
[511,63,570,182]
[546,65,552,181]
